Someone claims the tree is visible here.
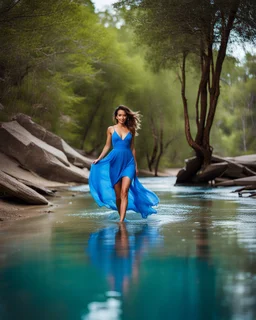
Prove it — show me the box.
[115,0,256,174]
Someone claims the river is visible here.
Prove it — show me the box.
[0,177,255,320]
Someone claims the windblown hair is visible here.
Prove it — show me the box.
[113,105,141,136]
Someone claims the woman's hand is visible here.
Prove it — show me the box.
[136,166,139,176]
[92,158,100,164]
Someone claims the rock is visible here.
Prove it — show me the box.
[0,122,88,183]
[14,113,92,169]
[22,144,89,183]
[0,151,66,188]
[0,121,70,166]
[15,178,55,196]
[0,170,48,205]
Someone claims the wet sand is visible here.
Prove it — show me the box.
[0,188,73,229]
[0,199,52,229]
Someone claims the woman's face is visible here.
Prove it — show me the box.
[116,109,127,124]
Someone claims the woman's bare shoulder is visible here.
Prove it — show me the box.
[107,126,115,134]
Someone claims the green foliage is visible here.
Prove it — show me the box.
[114,0,256,170]
[1,0,255,171]
[212,54,256,156]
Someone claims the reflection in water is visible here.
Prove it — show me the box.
[87,223,162,294]
[1,178,256,320]
[84,223,162,319]
[195,207,212,260]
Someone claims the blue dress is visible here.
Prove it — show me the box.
[89,129,159,218]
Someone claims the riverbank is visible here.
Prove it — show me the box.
[0,186,71,229]
[0,198,52,229]
[0,169,180,228]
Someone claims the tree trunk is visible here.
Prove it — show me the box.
[180,4,240,175]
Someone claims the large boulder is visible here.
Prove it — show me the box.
[0,170,48,205]
[0,122,88,183]
[14,113,92,168]
[0,151,66,188]
[0,121,70,166]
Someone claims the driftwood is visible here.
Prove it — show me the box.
[196,162,228,182]
[216,176,256,186]
[14,113,92,169]
[176,154,256,196]
[0,170,48,205]
[176,157,202,183]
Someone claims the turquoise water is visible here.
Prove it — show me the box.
[0,177,256,320]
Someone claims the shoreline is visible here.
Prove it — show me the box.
[0,185,73,229]
[0,198,54,230]
[0,170,179,229]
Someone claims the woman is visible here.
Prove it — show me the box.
[89,105,159,222]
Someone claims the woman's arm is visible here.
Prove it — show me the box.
[131,133,138,176]
[92,127,113,164]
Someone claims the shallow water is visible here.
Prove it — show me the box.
[0,177,256,320]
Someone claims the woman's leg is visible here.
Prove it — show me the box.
[114,180,121,215]
[120,176,131,222]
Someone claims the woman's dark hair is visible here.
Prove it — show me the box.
[113,105,141,135]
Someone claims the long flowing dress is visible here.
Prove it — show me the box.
[89,129,159,218]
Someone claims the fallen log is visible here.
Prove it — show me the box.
[243,166,256,176]
[0,170,48,205]
[233,185,256,193]
[177,154,256,186]
[215,180,236,186]
[224,155,256,171]
[14,113,92,169]
[216,175,256,187]
[214,177,231,184]
[196,162,228,182]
